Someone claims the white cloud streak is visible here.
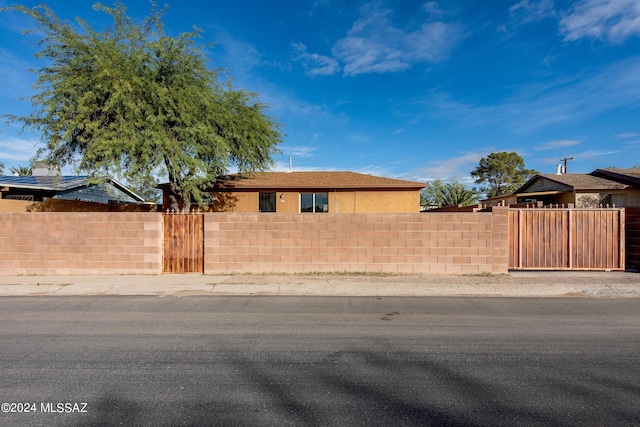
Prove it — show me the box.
[535,139,581,150]
[510,0,556,24]
[0,136,42,163]
[560,0,640,43]
[413,148,492,182]
[291,43,340,77]
[406,56,640,133]
[573,149,622,159]
[280,145,317,158]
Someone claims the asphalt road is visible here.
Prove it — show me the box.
[1,296,639,426]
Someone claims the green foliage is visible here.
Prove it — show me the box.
[421,179,480,208]
[2,2,282,210]
[10,165,33,176]
[470,152,538,197]
[125,173,161,203]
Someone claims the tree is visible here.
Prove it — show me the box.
[421,179,480,208]
[0,161,4,174]
[470,152,538,197]
[2,3,282,211]
[10,165,33,176]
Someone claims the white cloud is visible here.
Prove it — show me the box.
[281,145,317,158]
[290,43,340,77]
[616,132,638,138]
[413,148,492,181]
[354,164,398,177]
[535,139,581,150]
[0,136,41,163]
[543,149,622,166]
[348,132,373,144]
[573,149,622,159]
[510,0,556,24]
[294,2,464,77]
[423,2,443,19]
[560,0,640,43]
[333,3,464,76]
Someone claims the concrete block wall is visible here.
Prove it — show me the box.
[0,209,510,275]
[204,209,510,274]
[0,213,162,275]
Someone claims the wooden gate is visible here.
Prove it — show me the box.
[163,213,204,273]
[508,207,625,270]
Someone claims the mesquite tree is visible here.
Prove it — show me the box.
[2,2,282,210]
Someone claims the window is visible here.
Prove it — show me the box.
[259,192,276,212]
[300,192,328,213]
[611,194,627,207]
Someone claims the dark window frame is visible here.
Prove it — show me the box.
[300,192,328,213]
[259,192,276,212]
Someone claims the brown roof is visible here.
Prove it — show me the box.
[213,171,426,190]
[534,174,628,190]
[592,168,640,185]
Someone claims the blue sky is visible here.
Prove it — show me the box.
[1,0,639,185]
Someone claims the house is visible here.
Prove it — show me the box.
[0,173,149,212]
[160,171,426,213]
[483,168,640,208]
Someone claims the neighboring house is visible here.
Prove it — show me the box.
[483,168,640,208]
[159,171,426,213]
[0,174,147,212]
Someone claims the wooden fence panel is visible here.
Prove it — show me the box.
[163,214,204,273]
[626,207,640,270]
[509,208,624,270]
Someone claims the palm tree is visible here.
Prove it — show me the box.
[421,180,480,208]
[10,165,33,176]
[439,181,480,207]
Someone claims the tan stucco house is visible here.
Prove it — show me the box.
[160,171,426,213]
[483,168,640,208]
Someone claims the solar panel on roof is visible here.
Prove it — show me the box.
[0,175,89,189]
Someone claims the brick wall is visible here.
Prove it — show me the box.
[204,208,510,274]
[0,213,162,275]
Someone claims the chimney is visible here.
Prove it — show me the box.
[556,164,563,175]
[287,157,292,173]
[32,161,61,176]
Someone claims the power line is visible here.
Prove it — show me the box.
[560,156,574,173]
